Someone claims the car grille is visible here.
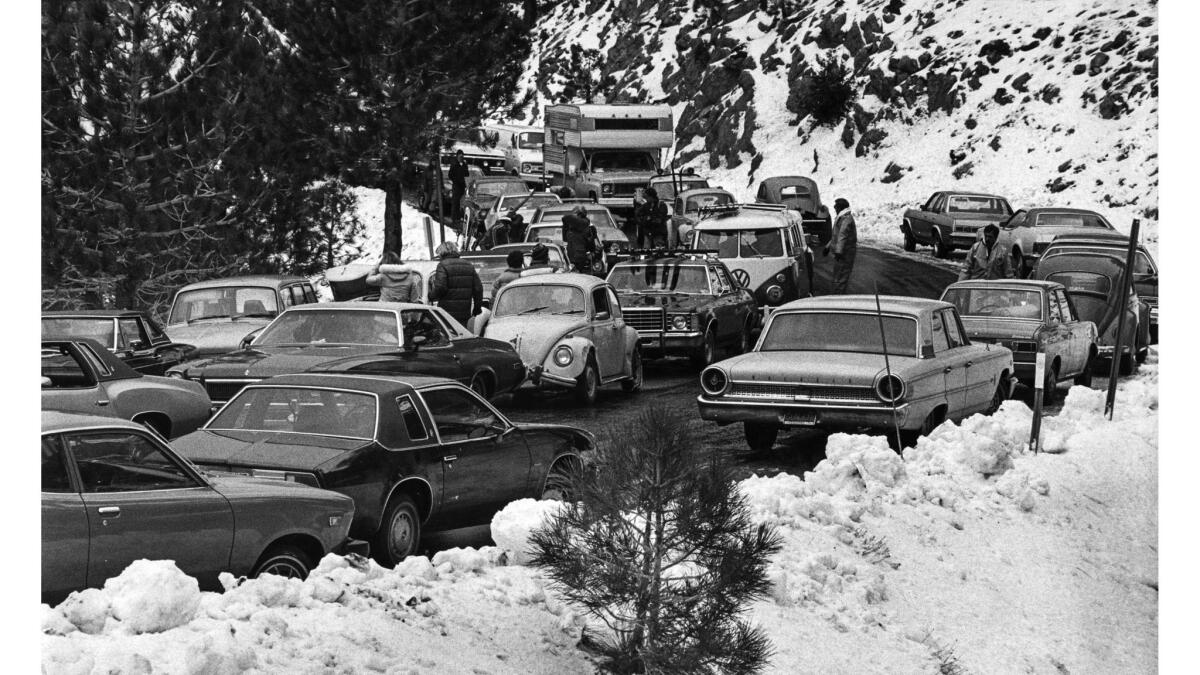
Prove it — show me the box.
[728,382,879,403]
[608,182,643,197]
[623,308,665,331]
[203,378,259,403]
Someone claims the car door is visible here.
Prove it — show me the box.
[42,434,89,601]
[928,310,964,412]
[396,308,471,383]
[944,309,994,413]
[117,317,163,375]
[420,386,531,523]
[66,429,235,589]
[41,342,118,418]
[912,194,939,242]
[591,287,624,378]
[1044,290,1075,377]
[1058,289,1094,372]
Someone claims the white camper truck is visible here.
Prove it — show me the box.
[483,123,546,186]
[542,103,674,215]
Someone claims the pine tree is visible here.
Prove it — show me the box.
[529,405,782,674]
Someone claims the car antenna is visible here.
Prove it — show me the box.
[874,282,903,451]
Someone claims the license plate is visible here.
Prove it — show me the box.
[782,411,818,426]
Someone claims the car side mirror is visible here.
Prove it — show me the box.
[594,311,610,321]
[239,330,259,350]
[404,335,427,352]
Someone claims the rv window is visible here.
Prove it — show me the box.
[594,118,660,131]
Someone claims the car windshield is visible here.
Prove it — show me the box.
[942,288,1044,320]
[536,209,617,228]
[760,312,918,357]
[254,309,401,346]
[518,132,544,149]
[608,264,710,294]
[694,229,785,258]
[684,193,733,214]
[947,196,1009,215]
[499,194,560,212]
[42,318,114,348]
[209,387,378,439]
[1046,272,1112,296]
[474,182,526,197]
[1033,213,1109,229]
[652,179,708,201]
[587,150,657,172]
[494,284,585,317]
[169,287,278,324]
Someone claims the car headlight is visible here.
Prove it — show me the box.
[553,345,574,367]
[670,315,691,331]
[609,242,620,253]
[700,367,729,395]
[521,163,531,173]
[765,285,784,302]
[168,371,186,379]
[774,272,786,283]
[875,375,906,403]
[601,184,613,195]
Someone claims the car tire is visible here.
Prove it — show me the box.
[1074,353,1095,387]
[1136,346,1148,365]
[252,544,313,580]
[690,327,716,368]
[540,457,582,501]
[734,319,753,355]
[902,225,916,252]
[901,407,945,448]
[620,348,643,392]
[1042,364,1059,406]
[574,356,599,405]
[1012,250,1027,279]
[469,372,491,399]
[743,422,779,453]
[986,379,1006,415]
[933,231,951,259]
[1119,352,1136,377]
[374,495,421,567]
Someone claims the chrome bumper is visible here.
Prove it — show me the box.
[697,395,915,431]
[638,330,703,353]
[335,538,371,558]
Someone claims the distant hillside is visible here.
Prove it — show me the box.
[510,0,1158,247]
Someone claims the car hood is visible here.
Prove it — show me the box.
[617,292,712,313]
[716,350,923,385]
[484,315,590,365]
[166,320,272,356]
[176,345,402,378]
[174,429,372,472]
[959,317,1041,340]
[206,473,355,508]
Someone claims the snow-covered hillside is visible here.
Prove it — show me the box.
[517,0,1158,247]
[42,356,1158,674]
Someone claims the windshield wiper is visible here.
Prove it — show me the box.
[188,314,231,324]
[553,309,585,314]
[518,305,550,315]
[234,312,276,319]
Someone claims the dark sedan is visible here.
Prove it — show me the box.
[43,310,197,375]
[166,302,526,404]
[42,411,360,605]
[172,373,594,566]
[43,338,211,439]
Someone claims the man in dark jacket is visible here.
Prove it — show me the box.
[959,224,1012,280]
[634,188,668,248]
[429,241,483,327]
[562,205,597,274]
[448,150,469,224]
[824,197,858,294]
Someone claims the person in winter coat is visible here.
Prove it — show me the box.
[959,224,1012,280]
[824,197,858,294]
[521,243,557,277]
[491,250,526,303]
[448,150,469,224]
[429,241,483,326]
[506,211,527,244]
[634,187,669,248]
[562,205,597,274]
[365,251,419,302]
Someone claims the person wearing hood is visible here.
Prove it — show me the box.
[365,251,418,302]
[563,205,597,274]
[521,243,557,277]
[492,249,526,303]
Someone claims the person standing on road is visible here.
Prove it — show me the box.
[448,150,469,225]
[429,241,483,327]
[563,205,597,274]
[824,197,858,294]
[365,251,418,302]
[959,224,1012,280]
[634,188,669,248]
[492,249,526,303]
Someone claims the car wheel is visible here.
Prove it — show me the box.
[933,231,951,258]
[374,495,421,567]
[1119,352,1136,377]
[734,320,753,355]
[1042,364,1059,406]
[574,356,599,405]
[1074,353,1095,387]
[1136,346,1148,365]
[901,407,945,448]
[1012,250,1027,279]
[252,544,313,580]
[986,379,1006,415]
[540,457,582,501]
[690,327,716,368]
[469,372,491,399]
[620,348,643,392]
[743,422,779,453]
[902,225,916,252]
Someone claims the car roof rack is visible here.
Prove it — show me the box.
[625,248,720,261]
[696,202,787,218]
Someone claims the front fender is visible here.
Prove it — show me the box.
[540,336,593,381]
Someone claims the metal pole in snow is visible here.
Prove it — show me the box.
[1104,218,1141,419]
[874,283,903,450]
[1030,351,1045,454]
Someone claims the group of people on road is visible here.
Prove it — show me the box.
[366,242,484,328]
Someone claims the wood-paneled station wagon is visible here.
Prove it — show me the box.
[697,296,1015,451]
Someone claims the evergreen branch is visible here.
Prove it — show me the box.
[141,50,222,103]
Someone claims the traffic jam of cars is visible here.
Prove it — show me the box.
[41,103,1158,604]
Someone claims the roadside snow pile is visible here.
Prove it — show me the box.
[492,498,566,566]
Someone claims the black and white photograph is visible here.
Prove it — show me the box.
[31,0,1183,672]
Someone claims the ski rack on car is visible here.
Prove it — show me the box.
[626,248,721,261]
[696,202,788,218]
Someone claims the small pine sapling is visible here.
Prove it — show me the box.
[529,404,782,674]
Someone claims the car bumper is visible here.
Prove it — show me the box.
[949,231,980,247]
[335,538,371,558]
[1097,344,1134,357]
[519,172,545,185]
[525,365,577,389]
[697,396,915,431]
[638,331,703,354]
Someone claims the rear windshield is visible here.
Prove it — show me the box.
[1033,213,1109,229]
[1047,272,1112,295]
[536,209,617,228]
[760,312,918,357]
[694,229,785,258]
[947,196,1010,215]
[210,387,377,440]
[42,318,114,349]
[169,287,278,324]
[684,193,734,214]
[254,309,401,346]
[608,264,710,294]
[942,288,1043,320]
[474,182,527,197]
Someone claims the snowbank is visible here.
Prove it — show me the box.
[44,358,1157,673]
